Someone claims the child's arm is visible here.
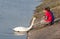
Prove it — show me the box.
[42,15,48,20]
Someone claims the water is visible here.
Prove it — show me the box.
[0,0,41,39]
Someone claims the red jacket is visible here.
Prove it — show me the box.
[45,10,52,22]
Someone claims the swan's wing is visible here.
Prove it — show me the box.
[13,27,28,31]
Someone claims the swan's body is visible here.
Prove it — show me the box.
[13,27,31,31]
[13,17,36,32]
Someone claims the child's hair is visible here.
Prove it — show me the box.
[44,7,50,11]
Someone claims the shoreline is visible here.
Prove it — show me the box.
[27,0,60,39]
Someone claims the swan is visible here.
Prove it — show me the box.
[13,17,36,32]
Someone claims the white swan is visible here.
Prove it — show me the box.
[13,17,36,32]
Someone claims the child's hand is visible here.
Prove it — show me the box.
[42,15,48,20]
[42,15,45,19]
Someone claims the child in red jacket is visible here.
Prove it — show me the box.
[40,7,54,25]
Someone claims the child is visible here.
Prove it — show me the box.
[40,7,54,25]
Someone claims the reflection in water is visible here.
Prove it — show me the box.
[13,31,27,36]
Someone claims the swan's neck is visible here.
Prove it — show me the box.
[27,17,36,30]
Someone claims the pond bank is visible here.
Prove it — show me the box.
[27,0,60,39]
[27,20,60,39]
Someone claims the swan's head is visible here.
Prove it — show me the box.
[33,17,36,21]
